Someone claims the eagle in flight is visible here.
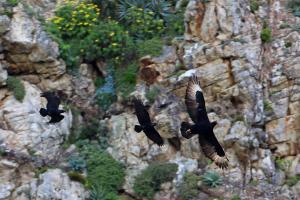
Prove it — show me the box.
[181,76,229,169]
[40,92,65,123]
[133,98,164,146]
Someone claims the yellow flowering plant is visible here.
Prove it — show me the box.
[49,0,100,39]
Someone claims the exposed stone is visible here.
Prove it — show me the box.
[0,81,72,159]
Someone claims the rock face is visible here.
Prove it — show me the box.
[12,169,88,200]
[0,0,300,199]
[0,81,72,159]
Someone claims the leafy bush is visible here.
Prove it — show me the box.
[137,37,163,57]
[261,27,272,43]
[179,172,200,200]
[79,20,132,62]
[115,62,138,99]
[287,0,300,17]
[145,86,160,103]
[250,0,259,13]
[68,171,87,184]
[79,144,125,193]
[201,171,222,187]
[48,1,100,39]
[231,195,241,200]
[165,10,185,37]
[122,6,164,39]
[90,184,121,200]
[92,0,118,19]
[275,157,292,171]
[7,0,20,6]
[6,76,26,102]
[133,162,178,200]
[263,100,273,112]
[68,156,86,172]
[286,175,300,187]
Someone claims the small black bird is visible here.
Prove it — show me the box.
[40,92,65,123]
[181,76,229,169]
[133,98,164,146]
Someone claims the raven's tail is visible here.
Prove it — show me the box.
[134,125,143,133]
[39,108,48,117]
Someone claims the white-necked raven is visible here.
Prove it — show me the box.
[40,92,65,123]
[133,98,164,146]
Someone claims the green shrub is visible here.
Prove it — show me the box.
[250,0,259,13]
[137,38,163,57]
[231,195,241,200]
[275,157,292,171]
[123,6,165,39]
[90,184,121,200]
[6,76,26,102]
[286,175,300,187]
[179,172,200,200]
[133,162,178,200]
[68,171,87,184]
[287,0,300,17]
[263,100,273,112]
[92,0,118,19]
[48,1,100,39]
[79,20,132,62]
[7,0,20,6]
[201,171,222,187]
[115,62,138,99]
[80,144,125,193]
[260,27,272,43]
[94,77,105,88]
[165,10,185,37]
[145,87,160,103]
[119,0,171,20]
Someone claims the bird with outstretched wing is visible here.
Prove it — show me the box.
[40,92,65,123]
[133,98,164,146]
[181,76,229,169]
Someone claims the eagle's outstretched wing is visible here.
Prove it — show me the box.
[199,134,229,169]
[41,92,60,111]
[185,76,209,123]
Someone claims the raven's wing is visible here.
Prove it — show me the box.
[185,76,209,123]
[144,126,164,146]
[133,99,151,126]
[41,92,60,110]
[48,114,64,123]
[198,133,229,169]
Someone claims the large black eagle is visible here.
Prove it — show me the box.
[133,98,164,146]
[181,76,229,169]
[39,92,65,123]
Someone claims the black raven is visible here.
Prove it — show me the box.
[181,76,229,169]
[40,92,65,123]
[133,98,164,146]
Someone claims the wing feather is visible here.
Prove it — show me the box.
[198,134,229,169]
[133,99,151,125]
[185,76,209,123]
[144,126,164,146]
[41,92,60,110]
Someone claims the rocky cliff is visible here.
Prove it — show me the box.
[0,0,299,200]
